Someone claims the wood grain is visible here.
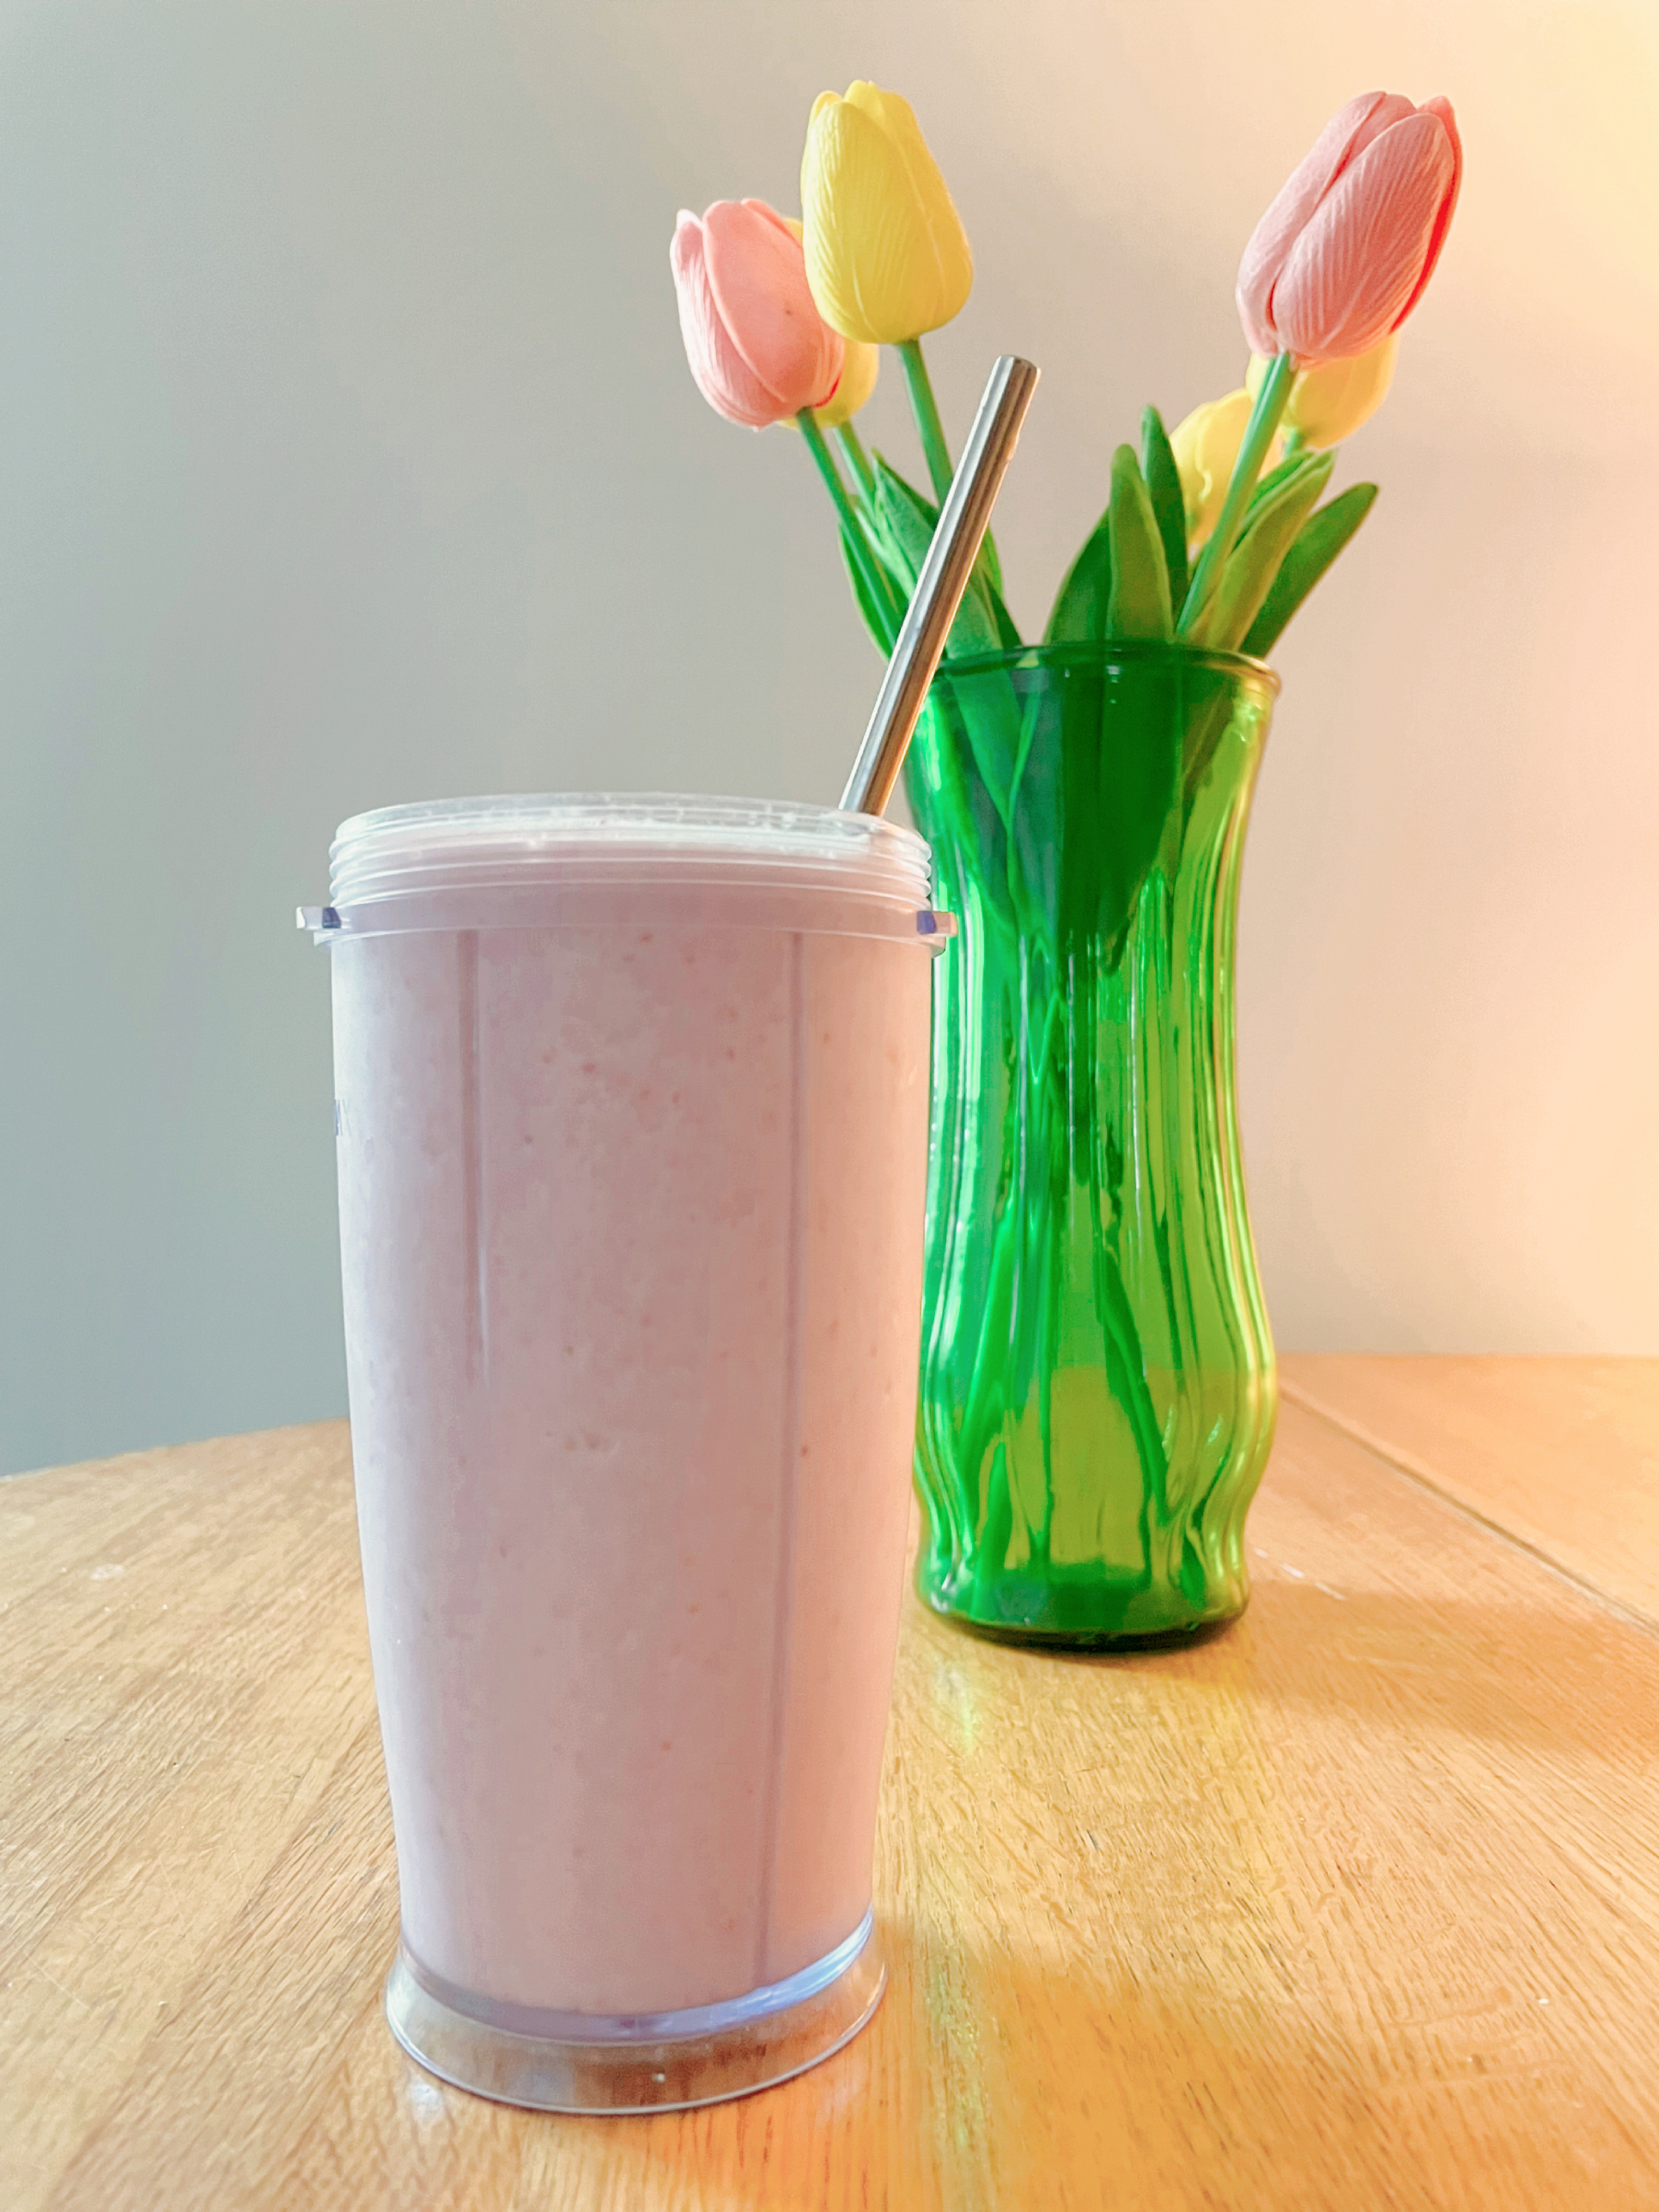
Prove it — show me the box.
[1283,1355,1659,1625]
[4,1380,1659,2209]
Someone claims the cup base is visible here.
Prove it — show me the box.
[383,1913,886,2113]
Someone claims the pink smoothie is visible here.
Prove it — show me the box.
[326,799,937,2026]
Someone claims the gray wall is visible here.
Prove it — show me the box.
[3,0,1656,1474]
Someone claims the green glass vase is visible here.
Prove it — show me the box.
[903,641,1279,1645]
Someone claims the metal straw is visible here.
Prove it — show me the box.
[840,354,1040,817]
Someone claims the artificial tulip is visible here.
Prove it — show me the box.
[1171,390,1284,545]
[1237,91,1462,364]
[671,199,843,428]
[800,82,973,345]
[1247,333,1398,449]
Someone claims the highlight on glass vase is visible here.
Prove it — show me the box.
[672,86,1462,1644]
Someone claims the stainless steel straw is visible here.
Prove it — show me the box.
[839,354,1040,817]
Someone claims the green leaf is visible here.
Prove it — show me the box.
[1140,406,1188,617]
[1242,451,1310,526]
[870,454,1016,659]
[1194,451,1334,653]
[837,525,900,655]
[1106,446,1173,641]
[934,664,1024,838]
[988,580,1023,652]
[1241,483,1380,659]
[1042,509,1112,644]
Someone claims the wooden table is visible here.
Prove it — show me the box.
[4,1358,1658,2209]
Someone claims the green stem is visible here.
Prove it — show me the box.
[1177,351,1296,637]
[897,337,954,502]
[798,406,863,540]
[798,409,902,633]
[835,421,876,501]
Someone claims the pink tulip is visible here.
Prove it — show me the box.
[1237,92,1462,364]
[671,199,844,428]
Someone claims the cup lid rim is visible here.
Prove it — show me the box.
[328,793,933,908]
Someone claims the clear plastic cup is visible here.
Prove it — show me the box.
[301,794,951,2112]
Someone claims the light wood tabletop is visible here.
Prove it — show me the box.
[1281,1355,1659,1627]
[4,1359,1658,2210]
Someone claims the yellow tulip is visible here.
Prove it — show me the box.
[1170,390,1283,546]
[811,337,880,430]
[800,82,973,345]
[1247,332,1399,449]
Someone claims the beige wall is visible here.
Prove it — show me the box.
[2,0,1655,1472]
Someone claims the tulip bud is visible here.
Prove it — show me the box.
[801,82,973,345]
[1247,333,1398,449]
[1170,391,1285,546]
[811,338,879,430]
[671,199,843,428]
[1237,91,1462,364]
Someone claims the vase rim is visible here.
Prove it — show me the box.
[938,638,1281,695]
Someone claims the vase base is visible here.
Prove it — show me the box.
[929,1601,1246,1654]
[917,1564,1250,1651]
